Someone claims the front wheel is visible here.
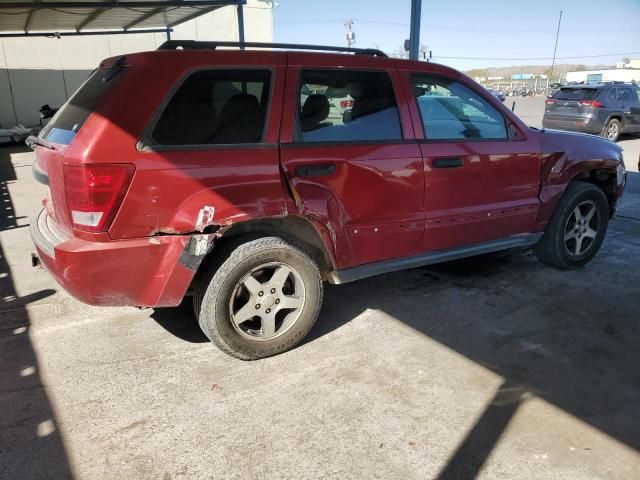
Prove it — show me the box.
[194,236,323,360]
[534,182,609,269]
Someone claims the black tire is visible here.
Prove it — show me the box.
[602,118,621,142]
[194,236,323,360]
[534,182,609,270]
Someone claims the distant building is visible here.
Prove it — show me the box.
[511,74,534,80]
[566,59,640,84]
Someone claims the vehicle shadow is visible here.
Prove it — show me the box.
[0,147,71,478]
[0,144,29,231]
[151,299,209,343]
[151,176,640,477]
[315,238,640,477]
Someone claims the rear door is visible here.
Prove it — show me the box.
[280,54,425,269]
[619,86,640,132]
[401,69,541,252]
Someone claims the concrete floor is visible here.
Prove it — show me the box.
[1,106,639,479]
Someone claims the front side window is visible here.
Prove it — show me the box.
[152,69,271,146]
[297,70,402,142]
[411,75,507,140]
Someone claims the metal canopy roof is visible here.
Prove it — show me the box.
[0,0,244,36]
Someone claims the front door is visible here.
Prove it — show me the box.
[279,56,425,269]
[403,71,542,252]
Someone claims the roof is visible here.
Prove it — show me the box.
[0,0,243,36]
[560,82,637,89]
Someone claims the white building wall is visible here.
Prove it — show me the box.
[566,68,640,84]
[0,1,273,127]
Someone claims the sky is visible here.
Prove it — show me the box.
[271,0,640,71]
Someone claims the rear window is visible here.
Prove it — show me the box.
[151,69,271,146]
[40,58,125,145]
[553,88,597,101]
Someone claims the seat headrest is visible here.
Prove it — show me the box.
[351,97,394,120]
[220,93,260,120]
[301,94,330,130]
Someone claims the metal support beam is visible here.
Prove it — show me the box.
[0,28,173,38]
[167,5,222,28]
[123,7,165,31]
[408,0,422,61]
[0,1,237,7]
[236,3,245,49]
[23,8,35,33]
[76,7,107,31]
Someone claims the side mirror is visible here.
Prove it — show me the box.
[343,109,353,124]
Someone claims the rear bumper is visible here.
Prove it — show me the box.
[30,208,201,307]
[542,116,603,134]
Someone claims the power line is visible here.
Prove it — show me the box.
[273,17,639,35]
[431,51,640,61]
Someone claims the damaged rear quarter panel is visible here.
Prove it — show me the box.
[105,55,289,239]
[109,147,289,239]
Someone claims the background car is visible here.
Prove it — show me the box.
[487,88,506,102]
[542,82,640,142]
[547,82,563,98]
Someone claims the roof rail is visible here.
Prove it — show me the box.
[157,40,388,57]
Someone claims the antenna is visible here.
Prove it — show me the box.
[344,18,355,48]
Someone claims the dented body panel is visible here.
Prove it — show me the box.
[30,49,626,307]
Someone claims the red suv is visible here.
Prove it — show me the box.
[29,42,627,359]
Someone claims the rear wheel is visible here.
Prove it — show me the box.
[194,236,323,360]
[534,182,609,269]
[602,118,621,142]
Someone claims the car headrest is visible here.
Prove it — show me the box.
[220,93,260,122]
[301,94,330,131]
[351,96,394,120]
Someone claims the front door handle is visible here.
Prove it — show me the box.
[432,157,464,168]
[294,164,336,177]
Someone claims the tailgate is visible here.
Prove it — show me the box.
[32,59,127,236]
[546,87,598,118]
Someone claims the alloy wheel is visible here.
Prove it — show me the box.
[563,200,599,257]
[228,262,306,341]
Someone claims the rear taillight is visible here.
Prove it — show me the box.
[340,99,354,108]
[64,164,134,232]
[579,100,603,108]
[545,99,556,105]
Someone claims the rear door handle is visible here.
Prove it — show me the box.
[294,164,336,177]
[432,157,464,169]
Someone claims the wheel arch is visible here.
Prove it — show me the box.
[569,168,618,216]
[205,215,337,277]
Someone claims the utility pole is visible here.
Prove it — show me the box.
[345,19,355,48]
[408,0,422,60]
[550,10,563,83]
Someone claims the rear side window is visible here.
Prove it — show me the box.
[411,75,507,140]
[554,88,597,101]
[152,69,271,146]
[617,87,636,102]
[297,70,402,142]
[41,59,125,145]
